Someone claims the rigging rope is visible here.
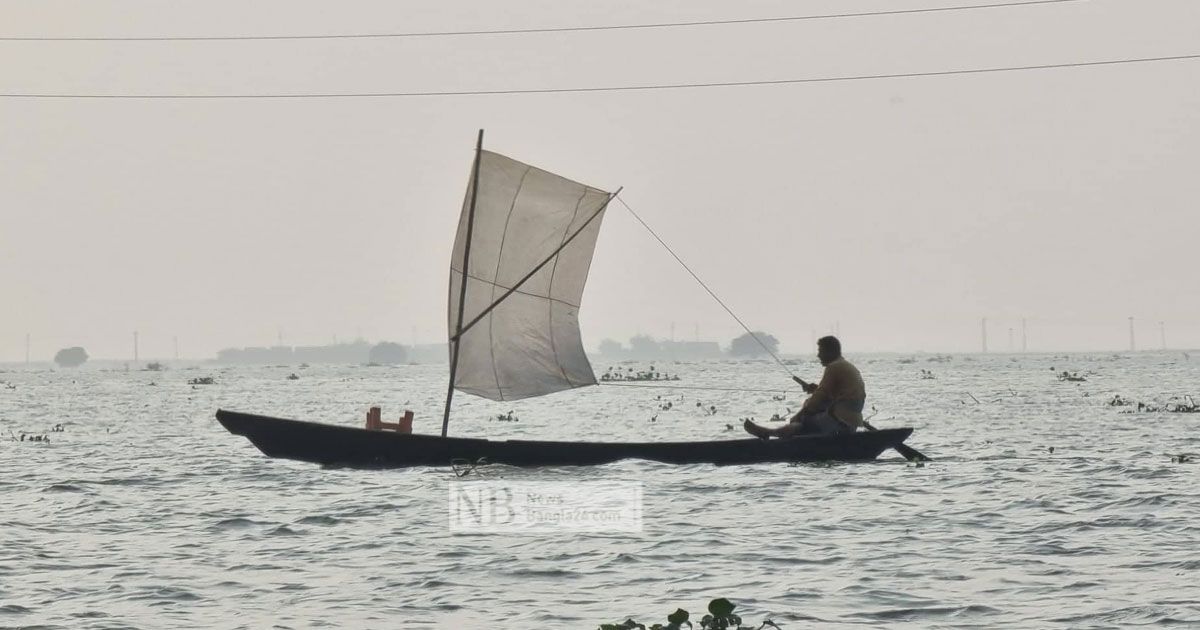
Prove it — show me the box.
[599,382,793,394]
[614,196,798,380]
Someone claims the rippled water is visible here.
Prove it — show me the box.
[2,352,1198,629]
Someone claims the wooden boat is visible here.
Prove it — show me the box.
[217,410,913,468]
[216,131,924,468]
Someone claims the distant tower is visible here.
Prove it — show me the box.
[1008,327,1014,352]
[1159,321,1166,350]
[133,331,139,364]
[1021,318,1028,353]
[981,318,988,353]
[25,333,30,365]
[174,336,179,361]
[1128,317,1135,352]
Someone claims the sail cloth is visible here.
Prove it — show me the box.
[448,150,611,401]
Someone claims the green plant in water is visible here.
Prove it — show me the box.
[599,598,779,630]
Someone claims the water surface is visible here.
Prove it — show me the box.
[2,353,1198,628]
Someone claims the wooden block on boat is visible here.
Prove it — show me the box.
[365,406,382,431]
[365,407,413,434]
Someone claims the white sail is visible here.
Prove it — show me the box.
[448,150,611,401]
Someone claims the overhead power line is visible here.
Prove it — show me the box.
[2,53,1196,99]
[0,0,1084,42]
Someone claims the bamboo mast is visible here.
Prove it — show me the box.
[442,130,484,437]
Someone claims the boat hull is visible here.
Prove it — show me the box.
[216,410,913,469]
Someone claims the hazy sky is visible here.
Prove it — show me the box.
[2,0,1198,361]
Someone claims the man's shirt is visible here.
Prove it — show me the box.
[803,357,866,427]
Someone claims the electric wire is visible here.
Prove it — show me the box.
[0,0,1085,42]
[4,53,1196,99]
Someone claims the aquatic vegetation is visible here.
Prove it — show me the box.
[599,598,779,630]
[601,366,681,382]
[741,408,793,424]
[1056,370,1086,382]
[9,424,64,443]
[1107,394,1133,407]
[1165,396,1199,413]
[1110,394,1198,413]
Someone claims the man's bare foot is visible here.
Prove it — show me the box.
[743,419,772,440]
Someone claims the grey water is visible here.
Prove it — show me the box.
[2,353,1198,629]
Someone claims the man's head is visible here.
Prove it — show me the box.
[817,336,842,366]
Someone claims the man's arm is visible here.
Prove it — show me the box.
[795,371,835,413]
[792,376,818,394]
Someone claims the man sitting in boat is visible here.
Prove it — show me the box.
[744,336,865,439]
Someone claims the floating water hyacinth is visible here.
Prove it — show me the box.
[599,598,779,630]
[601,366,682,382]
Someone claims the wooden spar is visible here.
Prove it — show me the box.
[442,129,484,437]
[449,187,622,343]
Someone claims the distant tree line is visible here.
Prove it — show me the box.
[728,332,779,357]
[596,332,779,360]
[215,341,409,365]
[54,347,89,368]
[367,342,407,364]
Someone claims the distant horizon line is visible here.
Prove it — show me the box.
[2,347,1193,367]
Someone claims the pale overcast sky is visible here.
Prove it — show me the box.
[2,0,1198,361]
